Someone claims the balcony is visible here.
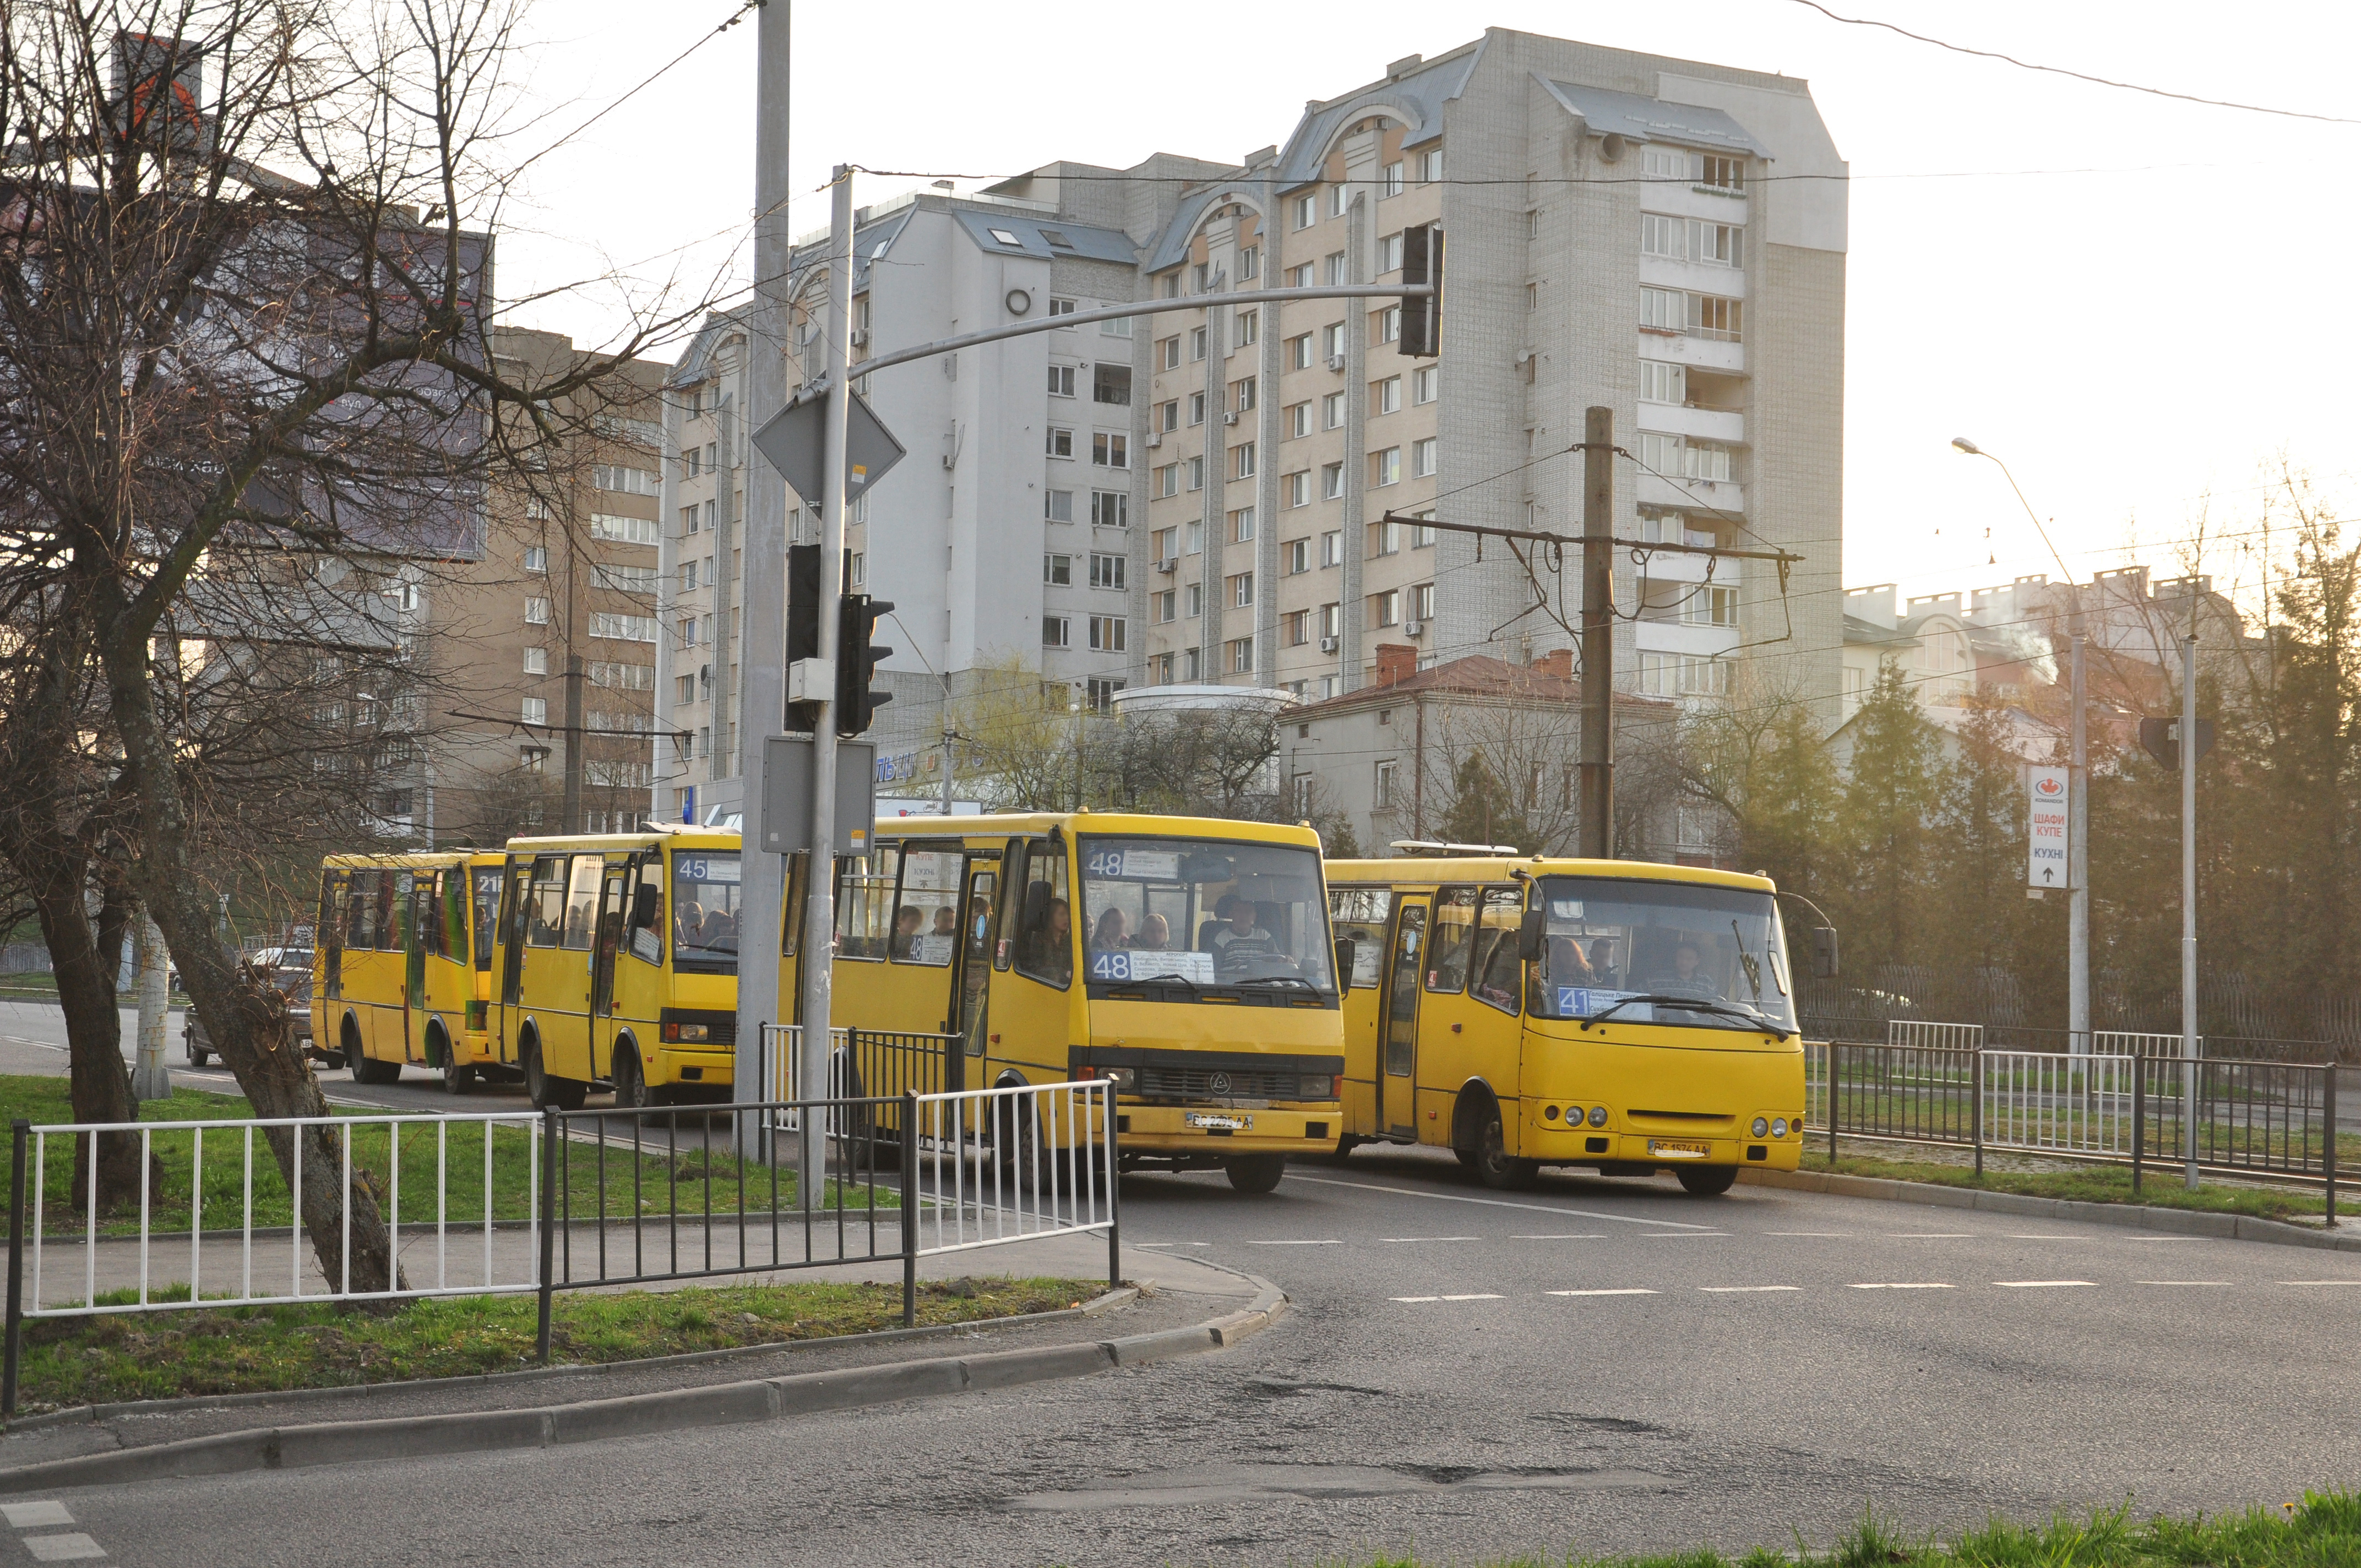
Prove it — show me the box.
[1636,183,1750,226]
[1637,471,1745,516]
[1638,255,1748,300]
[1635,401,1744,445]
[1636,331,1744,375]
[1634,619,1741,658]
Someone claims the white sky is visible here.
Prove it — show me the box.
[492,0,2361,616]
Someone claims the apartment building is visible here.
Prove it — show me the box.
[1130,30,1846,713]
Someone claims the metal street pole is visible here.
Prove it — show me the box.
[796,164,855,1204]
[1577,406,1614,859]
[2180,632,2199,1189]
[733,0,791,1145]
[2069,631,2088,1055]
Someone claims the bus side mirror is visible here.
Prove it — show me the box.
[1334,937,1356,984]
[1021,880,1051,934]
[1517,908,1546,962]
[630,884,660,932]
[1812,926,1840,979]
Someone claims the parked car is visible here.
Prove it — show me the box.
[184,953,314,1066]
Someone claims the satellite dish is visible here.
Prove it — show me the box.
[1600,133,1628,163]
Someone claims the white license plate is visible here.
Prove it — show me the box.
[1648,1139,1710,1159]
[1188,1112,1252,1131]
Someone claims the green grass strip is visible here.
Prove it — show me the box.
[1800,1147,2357,1224]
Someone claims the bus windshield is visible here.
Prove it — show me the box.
[1078,836,1335,995]
[1527,876,1794,1033]
[671,851,741,974]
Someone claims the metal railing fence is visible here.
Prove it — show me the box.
[1803,1039,2339,1222]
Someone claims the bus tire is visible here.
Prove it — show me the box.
[1223,1153,1288,1194]
[522,1036,585,1111]
[611,1044,654,1112]
[345,1018,398,1085]
[1676,1165,1739,1196]
[1473,1107,1539,1192]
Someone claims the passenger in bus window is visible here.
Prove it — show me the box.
[1090,907,1129,952]
[1657,939,1718,1000]
[1041,899,1073,982]
[1587,938,1620,988]
[1207,895,1279,978]
[932,907,958,938]
[1134,913,1171,952]
[676,900,703,948]
[894,906,923,957]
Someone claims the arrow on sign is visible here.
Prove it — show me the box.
[2040,868,2055,884]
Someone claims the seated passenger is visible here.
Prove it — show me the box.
[1090,907,1129,951]
[1587,938,1620,989]
[894,905,923,959]
[1027,897,1073,982]
[1134,913,1171,952]
[1653,939,1721,1001]
[932,906,959,938]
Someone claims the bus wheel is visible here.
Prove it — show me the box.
[441,1055,475,1096]
[1328,1134,1359,1163]
[1474,1110,1539,1191]
[1223,1153,1287,1194]
[1676,1165,1738,1196]
[611,1047,654,1113]
[523,1038,583,1110]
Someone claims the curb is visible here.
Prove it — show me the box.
[1740,1167,2361,1252]
[0,1276,1287,1494]
[3,1287,1141,1435]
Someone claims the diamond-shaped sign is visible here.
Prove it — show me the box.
[750,384,907,507]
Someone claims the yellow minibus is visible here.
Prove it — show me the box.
[793,812,1345,1193]
[313,851,503,1089]
[489,827,743,1109]
[1326,852,1807,1194]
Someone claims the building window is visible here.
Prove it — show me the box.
[1323,393,1345,430]
[1190,326,1209,361]
[1160,399,1180,433]
[1230,571,1254,608]
[1160,336,1180,370]
[1378,233,1403,274]
[1287,262,1314,288]
[1320,463,1345,502]
[1320,602,1342,638]
[1231,507,1256,543]
[1189,391,1206,426]
[1373,306,1400,345]
[521,696,548,726]
[590,612,659,642]
[1048,364,1076,398]
[1370,447,1401,488]
[1682,585,1740,628]
[524,546,547,574]
[591,513,659,546]
[1088,615,1126,652]
[1156,464,1180,498]
[1373,375,1401,415]
[1639,652,1732,696]
[1094,364,1131,405]
[591,465,660,496]
[1418,149,1443,183]
[1640,360,1685,404]
[1411,437,1437,478]
[1155,590,1176,623]
[1381,162,1403,198]
[1324,251,1347,287]
[1328,183,1347,219]
[1233,310,1258,348]
[1411,582,1435,621]
[1689,293,1742,341]
[1285,610,1310,646]
[1641,213,1682,259]
[524,597,550,625]
[1372,589,1400,628]
[1411,512,1438,548]
[1186,520,1204,554]
[1182,647,1201,680]
[1286,537,1311,574]
[1092,432,1129,469]
[1287,401,1311,439]
[594,562,661,596]
[1372,519,1399,557]
[1045,488,1075,523]
[1291,193,1315,230]
[681,558,700,592]
[523,647,547,675]
[1049,296,1076,318]
[522,745,551,773]
[1321,531,1343,568]
[676,673,695,705]
[1238,246,1259,280]
[1091,491,1128,528]
[1288,333,1314,371]
[1090,552,1126,590]
[1045,553,1073,586]
[1193,260,1210,293]
[1322,323,1347,362]
[1185,582,1204,618]
[1640,286,1685,334]
[1232,376,1257,413]
[1152,652,1176,683]
[1412,366,1438,404]
[1285,471,1310,508]
[1229,636,1254,673]
[1233,442,1256,480]
[1100,314,1132,339]
[1374,759,1398,810]
[1187,456,1205,491]
[1047,426,1074,458]
[1042,617,1071,649]
[1086,676,1125,712]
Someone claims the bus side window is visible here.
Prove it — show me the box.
[376,873,402,952]
[561,855,602,950]
[624,858,663,966]
[444,870,467,960]
[417,872,443,960]
[833,846,899,961]
[1329,887,1391,988]
[781,853,807,959]
[473,869,501,971]
[347,870,380,950]
[1012,839,1072,988]
[1426,886,1478,994]
[1469,886,1525,1015]
[320,870,347,956]
[526,856,567,948]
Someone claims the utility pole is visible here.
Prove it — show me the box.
[560,652,585,834]
[2180,632,2199,1189]
[1578,405,1614,859]
[733,0,790,1136]
[2069,629,2088,1054]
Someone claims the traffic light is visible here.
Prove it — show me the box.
[836,593,894,737]
[1399,223,1443,358]
[785,543,822,732]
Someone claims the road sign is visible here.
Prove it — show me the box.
[2027,765,2069,889]
[2138,716,2215,772]
[749,384,906,505]
[759,734,875,856]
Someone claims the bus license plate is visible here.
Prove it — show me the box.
[1648,1140,1710,1159]
[1189,1113,1252,1131]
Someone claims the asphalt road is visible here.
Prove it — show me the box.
[0,1109,2347,1567]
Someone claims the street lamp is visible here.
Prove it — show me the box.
[1954,437,2090,1057]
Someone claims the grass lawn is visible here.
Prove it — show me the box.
[9,1275,1096,1412]
[1330,1495,2361,1568]
[1794,1145,2354,1225]
[0,1075,896,1238]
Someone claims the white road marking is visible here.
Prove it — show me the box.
[1381,1236,1482,1243]
[2138,1280,2231,1286]
[1641,1232,1726,1238]
[0,1504,71,1528]
[2005,1234,2081,1240]
[1848,1282,1953,1290]
[1513,1233,1608,1240]
[1391,1295,1440,1303]
[1887,1233,1975,1239]
[1699,1285,1801,1293]
[1243,1239,1342,1246]
[1993,1280,2095,1288]
[1,1038,64,1052]
[1136,1242,1211,1249]
[1440,1293,1504,1302]
[2278,1280,2361,1286]
[1281,1173,1722,1230]
[1547,1288,1657,1297]
[23,1535,104,1562]
[2123,1236,2204,1242]
[1764,1231,1849,1237]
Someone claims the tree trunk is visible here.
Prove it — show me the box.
[17,836,145,1213]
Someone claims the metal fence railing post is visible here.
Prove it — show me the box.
[1827,1044,1840,1167]
[5,1119,26,1418]
[1971,1048,1984,1180]
[536,1108,557,1365]
[2324,1061,2338,1228]
[1105,1084,1121,1292]
[2132,1050,2145,1195]
[900,1091,917,1329]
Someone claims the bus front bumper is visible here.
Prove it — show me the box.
[1113,1103,1337,1158]
[1519,1115,1805,1172]
[651,1047,734,1088]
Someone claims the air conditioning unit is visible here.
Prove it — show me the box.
[1326,354,1346,372]
[1145,431,1162,448]
[1223,411,1239,426]
[1155,558,1176,574]
[1403,619,1424,637]
[850,329,869,348]
[1319,635,1340,654]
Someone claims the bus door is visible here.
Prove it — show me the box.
[589,859,628,1079]
[319,870,347,1002]
[1381,899,1428,1140]
[497,856,531,1063]
[401,872,427,1063]
[947,854,1000,1096]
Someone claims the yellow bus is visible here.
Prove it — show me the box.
[314,852,504,1090]
[795,812,1346,1193]
[1325,852,1807,1195]
[491,828,742,1109]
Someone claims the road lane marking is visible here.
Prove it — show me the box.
[2006,1234,2081,1240]
[1136,1242,1211,1249]
[1391,1296,1440,1303]
[2124,1236,2204,1242]
[1514,1234,1608,1240]
[1993,1280,2095,1288]
[22,1536,104,1562]
[1,1038,64,1053]
[2278,1280,2361,1286]
[1764,1231,1849,1237]
[1887,1233,1975,1239]
[0,1505,72,1528]
[1848,1283,1953,1290]
[1440,1293,1504,1301]
[1281,1173,1722,1229]
[1547,1288,1657,1297]
[1641,1232,1726,1238]
[1699,1286,1800,1293]
[1382,1236,1483,1243]
[2138,1280,2230,1286]
[1243,1239,1342,1246]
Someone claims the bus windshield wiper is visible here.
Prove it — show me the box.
[1234,974,1318,990]
[1579,993,1792,1041]
[1128,970,1200,990]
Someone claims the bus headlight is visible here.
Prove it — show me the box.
[1751,1117,1770,1138]
[1080,1066,1135,1091]
[1772,1118,1788,1138]
[664,1022,708,1043]
[1298,1075,1335,1099]
[1586,1105,1608,1128]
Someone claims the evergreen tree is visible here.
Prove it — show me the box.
[1439,754,1532,852]
[1836,662,1945,980]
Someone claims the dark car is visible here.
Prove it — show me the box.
[184,954,314,1067]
